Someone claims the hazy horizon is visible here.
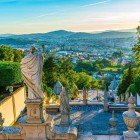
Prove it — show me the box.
[0,28,137,35]
[0,0,140,34]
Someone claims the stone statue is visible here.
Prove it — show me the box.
[21,45,45,99]
[60,87,70,125]
[60,87,70,114]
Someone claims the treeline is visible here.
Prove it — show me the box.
[75,59,112,75]
[118,25,140,100]
[43,56,104,98]
[0,46,24,100]
[0,45,24,62]
[0,45,105,99]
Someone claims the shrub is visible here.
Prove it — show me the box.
[0,61,23,87]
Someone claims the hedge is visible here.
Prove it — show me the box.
[0,61,23,87]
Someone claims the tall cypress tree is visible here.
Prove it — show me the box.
[118,64,133,100]
[43,56,57,88]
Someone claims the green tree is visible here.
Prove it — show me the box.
[13,49,24,62]
[0,61,23,87]
[74,72,93,89]
[118,64,134,100]
[43,56,57,88]
[0,45,14,61]
[132,25,140,66]
[128,77,140,95]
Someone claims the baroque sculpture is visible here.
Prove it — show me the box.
[21,45,45,99]
[60,87,70,126]
[20,45,45,124]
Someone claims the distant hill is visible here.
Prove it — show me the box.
[1,29,136,39]
[0,29,137,48]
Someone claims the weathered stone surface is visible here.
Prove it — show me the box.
[60,87,70,126]
[25,98,44,124]
[51,125,77,140]
[123,131,139,140]
[78,134,123,140]
[123,95,140,139]
[20,123,48,140]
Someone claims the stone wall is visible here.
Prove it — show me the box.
[0,87,26,126]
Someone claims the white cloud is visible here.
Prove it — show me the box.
[80,0,112,8]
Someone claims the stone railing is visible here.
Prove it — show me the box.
[0,87,26,126]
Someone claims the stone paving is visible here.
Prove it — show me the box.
[77,133,123,140]
[53,105,140,139]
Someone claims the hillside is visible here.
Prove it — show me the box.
[0,30,137,50]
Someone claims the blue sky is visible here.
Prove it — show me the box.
[0,0,140,34]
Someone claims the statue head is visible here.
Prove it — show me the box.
[30,46,36,54]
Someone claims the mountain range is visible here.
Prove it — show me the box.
[0,29,137,49]
[0,29,136,39]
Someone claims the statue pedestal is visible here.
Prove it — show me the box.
[123,131,139,140]
[21,122,48,140]
[25,98,44,124]
[60,113,70,126]
[20,98,48,140]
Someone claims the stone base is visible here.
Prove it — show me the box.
[21,122,48,140]
[123,131,139,140]
[60,114,70,126]
[110,128,117,134]
[25,98,44,124]
[51,125,77,140]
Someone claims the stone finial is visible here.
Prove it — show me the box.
[0,113,4,131]
[127,95,136,115]
[123,95,139,139]
[109,111,117,134]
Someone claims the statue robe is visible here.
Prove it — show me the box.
[21,52,44,99]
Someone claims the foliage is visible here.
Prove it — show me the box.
[74,72,93,89]
[112,51,124,58]
[0,45,24,62]
[43,56,57,88]
[13,49,24,62]
[128,77,140,95]
[42,56,103,99]
[132,25,140,66]
[118,65,134,99]
[0,45,14,61]
[0,61,23,87]
[75,59,112,74]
